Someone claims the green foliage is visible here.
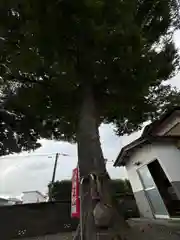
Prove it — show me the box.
[0,0,179,154]
[48,180,72,201]
[0,83,41,155]
[48,179,132,201]
[0,108,41,155]
[111,179,133,195]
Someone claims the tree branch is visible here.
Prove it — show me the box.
[6,74,51,87]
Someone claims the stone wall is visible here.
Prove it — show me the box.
[0,195,138,239]
[0,201,78,240]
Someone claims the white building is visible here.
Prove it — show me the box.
[0,197,11,206]
[22,191,46,204]
[0,197,22,206]
[114,107,180,220]
[8,197,22,205]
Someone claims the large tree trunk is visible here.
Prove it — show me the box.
[76,84,132,240]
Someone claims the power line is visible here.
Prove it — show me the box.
[0,152,70,160]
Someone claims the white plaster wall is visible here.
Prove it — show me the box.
[126,142,180,193]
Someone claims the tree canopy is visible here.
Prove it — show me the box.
[0,1,180,238]
[0,0,179,156]
[0,84,41,155]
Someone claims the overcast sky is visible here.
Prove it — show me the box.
[0,31,180,198]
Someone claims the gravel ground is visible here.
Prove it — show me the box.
[13,219,180,240]
[13,232,75,240]
[97,219,180,240]
[127,219,180,240]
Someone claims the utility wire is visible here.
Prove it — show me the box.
[0,152,70,160]
[0,154,115,163]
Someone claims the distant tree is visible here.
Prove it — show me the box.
[48,180,72,201]
[48,179,132,201]
[111,179,132,195]
[125,179,133,193]
[0,0,179,238]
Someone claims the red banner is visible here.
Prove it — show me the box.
[71,167,80,218]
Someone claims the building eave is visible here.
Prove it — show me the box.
[114,136,180,167]
[114,107,180,167]
[142,107,180,137]
[113,137,147,167]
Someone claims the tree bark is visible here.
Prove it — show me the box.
[77,84,106,177]
[76,84,132,240]
[76,84,102,240]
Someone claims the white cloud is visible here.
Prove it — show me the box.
[0,123,144,196]
[0,142,78,196]
[174,30,180,51]
[0,31,180,197]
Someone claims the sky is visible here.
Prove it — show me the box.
[0,30,180,198]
